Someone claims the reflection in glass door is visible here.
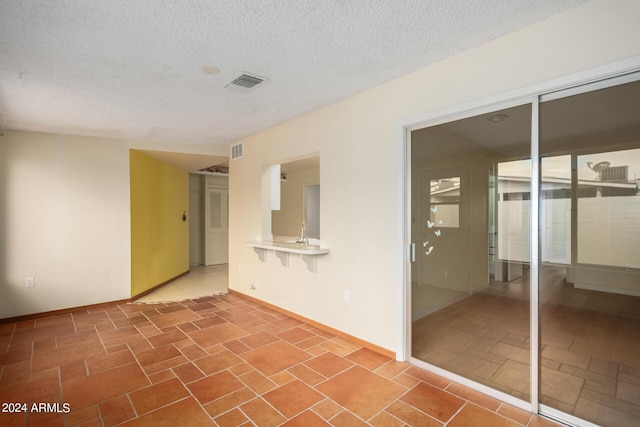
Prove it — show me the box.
[410,103,532,402]
[539,79,640,426]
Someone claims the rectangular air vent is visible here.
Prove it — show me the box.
[225,73,267,91]
[231,142,243,160]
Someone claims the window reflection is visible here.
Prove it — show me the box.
[430,177,460,228]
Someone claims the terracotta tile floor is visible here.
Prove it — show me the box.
[412,265,640,427]
[0,292,561,426]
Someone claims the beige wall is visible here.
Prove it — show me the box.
[229,0,640,353]
[0,131,131,318]
[0,131,221,319]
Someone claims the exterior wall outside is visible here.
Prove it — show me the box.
[229,0,640,353]
[578,196,640,268]
[498,200,531,263]
[501,196,640,270]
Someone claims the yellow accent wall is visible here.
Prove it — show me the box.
[130,150,189,297]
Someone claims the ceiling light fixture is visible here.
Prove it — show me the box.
[487,114,509,123]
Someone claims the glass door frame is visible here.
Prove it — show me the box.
[401,59,640,425]
[405,96,538,414]
[536,70,640,427]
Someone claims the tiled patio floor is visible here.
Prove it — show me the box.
[0,292,560,426]
[412,266,640,427]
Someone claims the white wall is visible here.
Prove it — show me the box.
[229,0,640,353]
[0,131,131,318]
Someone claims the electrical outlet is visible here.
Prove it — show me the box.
[25,277,35,288]
[444,270,448,279]
[343,290,350,302]
[249,284,256,290]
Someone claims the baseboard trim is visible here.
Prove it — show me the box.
[0,298,131,324]
[230,289,395,360]
[1,270,191,324]
[131,270,190,300]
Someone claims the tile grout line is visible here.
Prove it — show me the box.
[200,305,351,425]
[149,303,243,424]
[291,345,404,425]
[117,321,168,424]
[366,381,419,425]
[28,340,34,384]
[57,358,66,427]
[173,344,228,423]
[443,401,469,426]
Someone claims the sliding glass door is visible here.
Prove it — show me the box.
[538,78,640,425]
[410,103,533,402]
[409,74,640,426]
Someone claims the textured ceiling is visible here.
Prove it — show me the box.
[0,0,588,146]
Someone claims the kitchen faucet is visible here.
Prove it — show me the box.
[296,222,309,244]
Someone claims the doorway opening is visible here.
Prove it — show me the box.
[189,173,229,266]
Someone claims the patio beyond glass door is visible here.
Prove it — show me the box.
[538,78,640,426]
[410,103,532,402]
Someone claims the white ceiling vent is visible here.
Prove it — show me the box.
[225,73,267,91]
[231,142,244,160]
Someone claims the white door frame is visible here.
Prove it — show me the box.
[205,185,229,265]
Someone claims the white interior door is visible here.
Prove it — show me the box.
[189,189,202,265]
[205,187,229,265]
